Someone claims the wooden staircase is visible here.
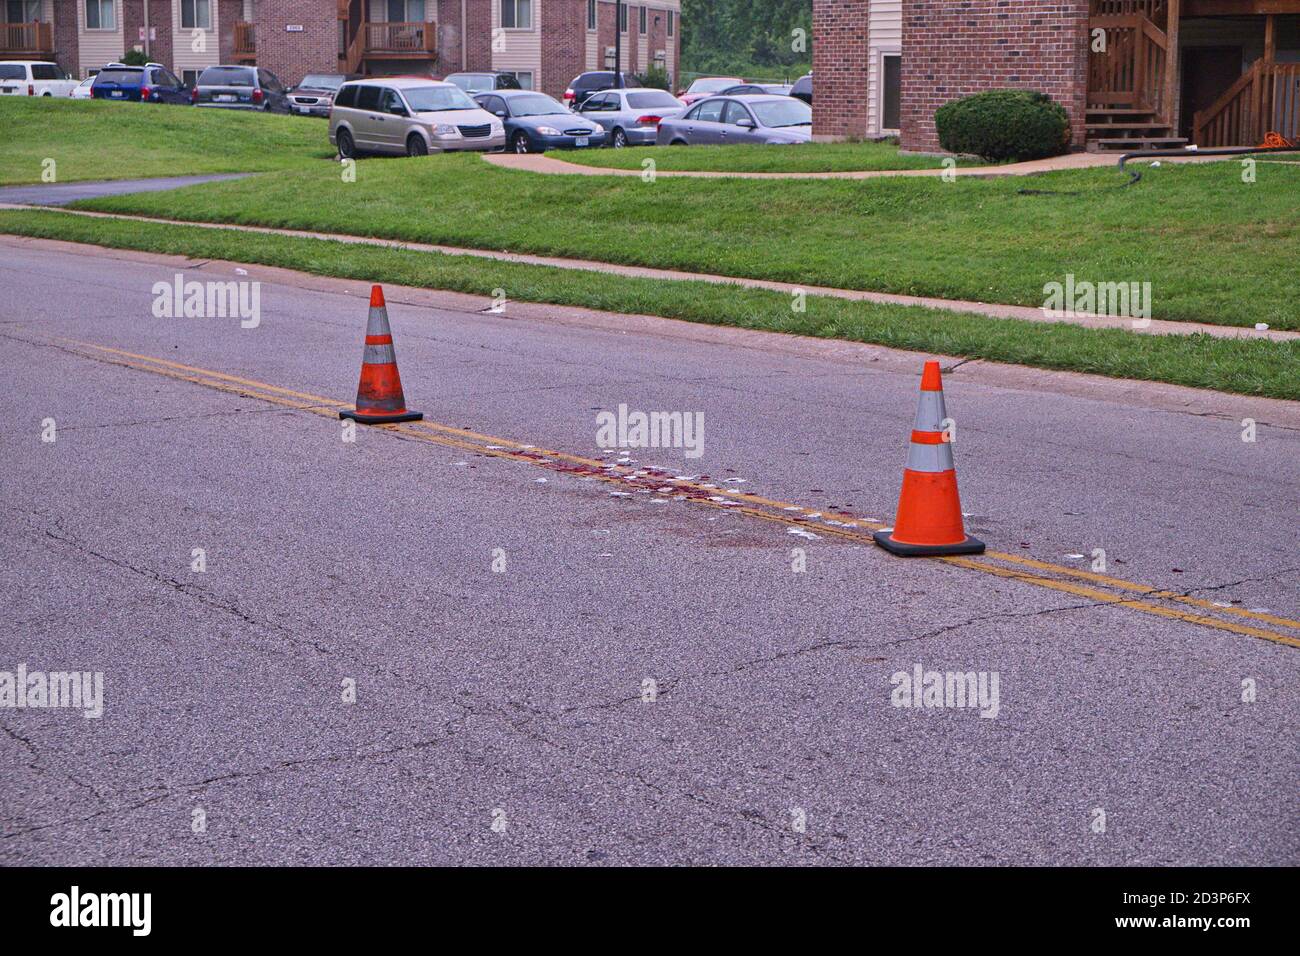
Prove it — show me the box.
[1086,107,1187,151]
[1086,0,1187,151]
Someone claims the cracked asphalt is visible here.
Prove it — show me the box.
[1,239,1297,866]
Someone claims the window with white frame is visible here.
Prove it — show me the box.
[84,0,114,30]
[500,0,531,29]
[180,0,211,30]
[619,3,627,33]
[505,70,533,89]
[639,6,646,34]
[667,10,674,37]
[587,0,596,31]
[387,0,425,22]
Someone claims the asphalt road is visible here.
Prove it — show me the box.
[1,238,1296,865]
[0,174,249,207]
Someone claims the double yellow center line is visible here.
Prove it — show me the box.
[59,337,1300,650]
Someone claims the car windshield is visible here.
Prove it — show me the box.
[300,75,345,89]
[95,69,142,85]
[403,84,479,112]
[751,99,812,128]
[505,93,567,117]
[199,67,255,87]
[689,78,736,94]
[447,75,492,91]
[0,65,24,80]
[626,91,680,108]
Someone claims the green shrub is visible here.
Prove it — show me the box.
[934,90,1071,162]
[638,65,671,91]
[121,49,149,67]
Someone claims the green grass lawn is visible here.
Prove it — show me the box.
[3,207,1295,399]
[73,152,1300,329]
[556,141,984,173]
[0,99,333,185]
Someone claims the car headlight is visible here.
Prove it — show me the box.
[535,126,561,136]
[431,124,459,137]
[490,121,504,134]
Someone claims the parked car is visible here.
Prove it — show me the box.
[475,89,605,153]
[790,73,812,105]
[193,65,290,112]
[0,60,77,97]
[288,73,360,117]
[444,72,522,95]
[676,76,743,107]
[656,95,813,146]
[563,71,640,110]
[70,76,95,100]
[91,63,190,104]
[576,87,686,148]
[330,77,505,157]
[721,83,792,96]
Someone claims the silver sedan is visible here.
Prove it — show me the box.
[656,95,813,147]
[574,87,687,148]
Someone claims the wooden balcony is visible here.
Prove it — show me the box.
[234,21,255,62]
[1194,60,1300,146]
[362,21,436,57]
[1,21,54,56]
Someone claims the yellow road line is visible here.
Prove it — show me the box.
[55,336,1300,649]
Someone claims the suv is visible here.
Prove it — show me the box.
[443,72,522,95]
[90,63,189,104]
[288,73,360,117]
[790,73,812,105]
[329,77,505,157]
[193,65,290,112]
[562,71,639,110]
[0,60,77,97]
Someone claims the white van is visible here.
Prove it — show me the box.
[329,77,505,157]
[0,61,77,97]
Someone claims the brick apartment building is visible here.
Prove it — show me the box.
[1,0,681,96]
[813,0,1300,152]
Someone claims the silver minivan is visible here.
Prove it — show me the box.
[329,77,505,157]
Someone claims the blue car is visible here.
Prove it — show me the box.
[91,63,190,104]
[473,90,605,154]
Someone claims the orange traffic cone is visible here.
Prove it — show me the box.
[873,361,984,557]
[339,285,423,425]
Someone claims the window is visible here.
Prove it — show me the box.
[667,10,674,37]
[381,89,406,114]
[619,3,627,33]
[480,94,506,116]
[7,0,41,22]
[355,85,381,111]
[639,7,646,34]
[881,54,901,131]
[500,0,530,29]
[722,101,751,126]
[180,0,210,29]
[503,70,532,89]
[334,83,358,108]
[587,0,595,31]
[694,99,723,123]
[84,0,114,30]
[388,0,424,22]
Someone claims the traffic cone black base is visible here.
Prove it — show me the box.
[339,409,424,425]
[872,529,984,557]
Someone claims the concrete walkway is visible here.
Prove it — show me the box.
[0,174,251,207]
[1,201,1292,342]
[481,150,1228,180]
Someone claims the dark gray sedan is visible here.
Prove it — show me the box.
[575,87,686,147]
[655,95,812,146]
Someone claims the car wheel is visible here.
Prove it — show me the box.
[671,138,689,146]
[41,91,52,97]
[406,134,428,158]
[612,128,629,149]
[512,131,533,154]
[336,128,356,160]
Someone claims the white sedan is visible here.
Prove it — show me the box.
[71,76,94,100]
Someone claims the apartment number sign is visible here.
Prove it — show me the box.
[286,25,304,32]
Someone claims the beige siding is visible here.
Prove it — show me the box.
[78,0,125,77]
[585,27,597,71]
[491,0,542,88]
[171,0,220,75]
[867,0,900,133]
